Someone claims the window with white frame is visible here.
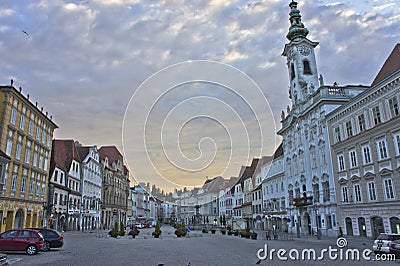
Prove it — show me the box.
[383,177,395,200]
[28,120,34,135]
[21,177,27,193]
[36,127,41,141]
[346,121,353,138]
[6,138,13,156]
[358,114,366,132]
[367,182,377,201]
[372,106,382,125]
[337,154,345,171]
[334,127,341,143]
[10,108,17,125]
[388,96,399,118]
[354,184,362,202]
[15,142,22,161]
[393,132,400,156]
[376,138,389,160]
[19,114,26,131]
[29,179,34,194]
[361,144,372,165]
[349,149,358,168]
[342,186,348,203]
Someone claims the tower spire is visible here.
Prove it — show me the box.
[286,1,309,41]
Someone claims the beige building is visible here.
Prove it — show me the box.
[0,81,57,231]
[327,44,400,238]
[99,146,130,229]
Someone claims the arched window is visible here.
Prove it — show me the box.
[303,60,312,75]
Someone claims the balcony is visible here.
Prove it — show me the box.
[293,196,313,207]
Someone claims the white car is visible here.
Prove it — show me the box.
[134,223,143,229]
[373,233,400,254]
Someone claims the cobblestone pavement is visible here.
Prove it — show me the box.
[5,226,399,266]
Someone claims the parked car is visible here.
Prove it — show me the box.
[27,228,64,252]
[0,229,44,255]
[134,223,143,229]
[373,233,400,254]
[389,239,400,259]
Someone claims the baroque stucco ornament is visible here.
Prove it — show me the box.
[298,45,311,56]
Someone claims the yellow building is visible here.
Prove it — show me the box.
[0,81,57,231]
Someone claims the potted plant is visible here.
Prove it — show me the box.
[251,231,258,240]
[128,226,140,238]
[202,228,208,233]
[233,230,239,236]
[210,228,216,234]
[108,221,119,238]
[175,222,187,237]
[119,222,125,236]
[220,228,227,235]
[152,221,162,238]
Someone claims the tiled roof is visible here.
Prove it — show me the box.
[371,43,400,87]
[99,146,122,163]
[50,139,81,176]
[231,158,259,193]
[202,176,227,193]
[273,143,284,159]
[76,146,90,162]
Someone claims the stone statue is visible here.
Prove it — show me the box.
[287,105,291,114]
[319,74,324,87]
[281,110,285,120]
[309,84,314,94]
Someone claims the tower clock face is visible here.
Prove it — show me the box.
[288,48,297,60]
[298,45,311,56]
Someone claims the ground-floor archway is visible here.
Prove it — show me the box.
[358,217,367,237]
[371,216,384,239]
[345,217,353,236]
[390,217,400,234]
[14,209,24,229]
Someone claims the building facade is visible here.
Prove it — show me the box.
[99,146,129,229]
[277,1,367,237]
[327,44,400,238]
[77,144,102,231]
[0,82,57,231]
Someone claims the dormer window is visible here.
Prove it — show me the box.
[303,60,312,75]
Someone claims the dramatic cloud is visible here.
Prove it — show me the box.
[0,0,398,191]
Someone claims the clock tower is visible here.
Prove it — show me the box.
[282,1,319,109]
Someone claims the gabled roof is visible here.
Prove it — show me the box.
[99,146,122,164]
[50,139,81,176]
[231,158,259,193]
[371,44,400,87]
[202,176,227,193]
[76,146,90,162]
[273,143,284,159]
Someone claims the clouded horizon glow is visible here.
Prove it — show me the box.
[0,0,399,191]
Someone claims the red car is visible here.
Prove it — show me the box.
[0,229,44,255]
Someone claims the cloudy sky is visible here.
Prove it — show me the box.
[0,0,399,191]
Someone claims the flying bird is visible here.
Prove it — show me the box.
[21,30,30,37]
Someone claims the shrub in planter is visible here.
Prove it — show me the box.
[220,228,227,235]
[108,221,119,238]
[152,221,162,238]
[202,228,208,233]
[227,230,233,235]
[251,232,257,240]
[210,229,216,234]
[175,222,187,237]
[128,227,140,238]
[119,222,125,236]
[233,230,239,236]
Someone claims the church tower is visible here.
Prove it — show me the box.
[282,1,319,109]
